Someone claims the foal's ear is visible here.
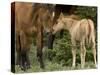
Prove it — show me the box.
[59,12,64,19]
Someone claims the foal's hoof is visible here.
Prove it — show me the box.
[95,64,97,68]
[72,66,76,69]
[81,65,85,69]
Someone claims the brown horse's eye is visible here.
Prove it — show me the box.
[48,15,51,19]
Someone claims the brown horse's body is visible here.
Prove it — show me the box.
[12,2,54,70]
[15,3,35,71]
[53,13,97,68]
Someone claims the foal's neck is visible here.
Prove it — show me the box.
[65,18,79,32]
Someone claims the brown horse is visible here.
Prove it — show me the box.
[53,13,97,68]
[11,2,54,71]
[11,2,77,71]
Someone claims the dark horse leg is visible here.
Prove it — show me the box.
[20,50,26,71]
[20,50,30,71]
[16,34,21,66]
[26,51,30,69]
[16,50,21,66]
[47,32,55,61]
[60,30,64,38]
[18,31,30,71]
[47,6,61,49]
[36,27,44,69]
[47,32,55,49]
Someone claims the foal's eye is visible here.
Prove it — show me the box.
[57,19,60,23]
[57,19,59,22]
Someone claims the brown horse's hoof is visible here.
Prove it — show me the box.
[21,67,26,71]
[26,64,31,69]
[20,62,31,71]
[19,63,26,71]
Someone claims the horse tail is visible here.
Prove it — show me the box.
[87,19,96,46]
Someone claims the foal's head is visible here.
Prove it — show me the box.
[53,13,65,34]
[53,13,79,34]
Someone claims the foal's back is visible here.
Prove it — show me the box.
[70,19,92,41]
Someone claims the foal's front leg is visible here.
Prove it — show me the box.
[72,47,76,68]
[71,39,76,68]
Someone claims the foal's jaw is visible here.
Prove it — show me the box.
[52,26,57,34]
[53,24,62,34]
[52,29,56,34]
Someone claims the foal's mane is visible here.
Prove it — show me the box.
[65,14,80,20]
[59,13,80,21]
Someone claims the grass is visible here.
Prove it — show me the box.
[15,45,97,73]
[15,61,96,73]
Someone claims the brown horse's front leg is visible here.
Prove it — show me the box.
[16,34,21,65]
[25,50,30,69]
[19,31,31,71]
[16,50,21,65]
[36,29,44,69]
[37,48,44,69]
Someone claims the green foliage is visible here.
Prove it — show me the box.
[75,6,97,19]
[75,6,97,28]
[51,31,72,65]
